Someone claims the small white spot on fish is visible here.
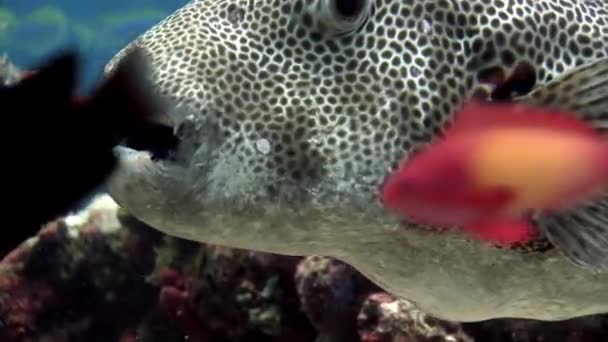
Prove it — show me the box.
[308,135,323,146]
[421,19,433,34]
[255,138,271,154]
[361,175,376,184]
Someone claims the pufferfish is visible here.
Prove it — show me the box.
[102,0,608,284]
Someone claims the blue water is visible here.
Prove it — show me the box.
[0,0,186,93]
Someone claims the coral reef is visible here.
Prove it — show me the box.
[0,193,606,341]
[0,199,162,342]
[138,235,315,341]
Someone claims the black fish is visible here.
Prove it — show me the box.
[1,47,166,257]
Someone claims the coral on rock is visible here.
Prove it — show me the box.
[357,292,473,342]
[0,195,162,342]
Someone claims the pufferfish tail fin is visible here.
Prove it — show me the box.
[514,56,608,126]
[533,199,608,273]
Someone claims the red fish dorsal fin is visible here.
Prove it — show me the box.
[445,99,598,138]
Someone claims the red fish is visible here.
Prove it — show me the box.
[381,100,608,247]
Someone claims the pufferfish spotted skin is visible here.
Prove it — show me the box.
[105,0,608,321]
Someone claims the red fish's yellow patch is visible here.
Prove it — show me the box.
[470,128,598,210]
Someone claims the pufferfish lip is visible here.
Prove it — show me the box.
[112,145,152,160]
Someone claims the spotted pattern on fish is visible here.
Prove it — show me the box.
[105,1,607,257]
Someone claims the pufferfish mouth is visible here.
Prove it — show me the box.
[118,120,180,161]
[114,100,220,169]
[107,46,196,166]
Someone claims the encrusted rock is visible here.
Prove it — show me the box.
[357,293,473,342]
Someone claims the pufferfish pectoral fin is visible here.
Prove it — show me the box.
[515,56,608,123]
[533,198,608,273]
[516,56,608,273]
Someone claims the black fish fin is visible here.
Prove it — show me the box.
[515,56,608,123]
[86,47,167,138]
[2,50,79,112]
[534,198,608,273]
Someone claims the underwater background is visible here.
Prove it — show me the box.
[0,0,186,92]
[0,1,608,341]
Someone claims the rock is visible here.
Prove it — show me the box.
[295,256,360,341]
[357,292,473,342]
[0,195,161,342]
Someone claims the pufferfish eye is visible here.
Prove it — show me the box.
[332,0,368,19]
[317,0,372,36]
